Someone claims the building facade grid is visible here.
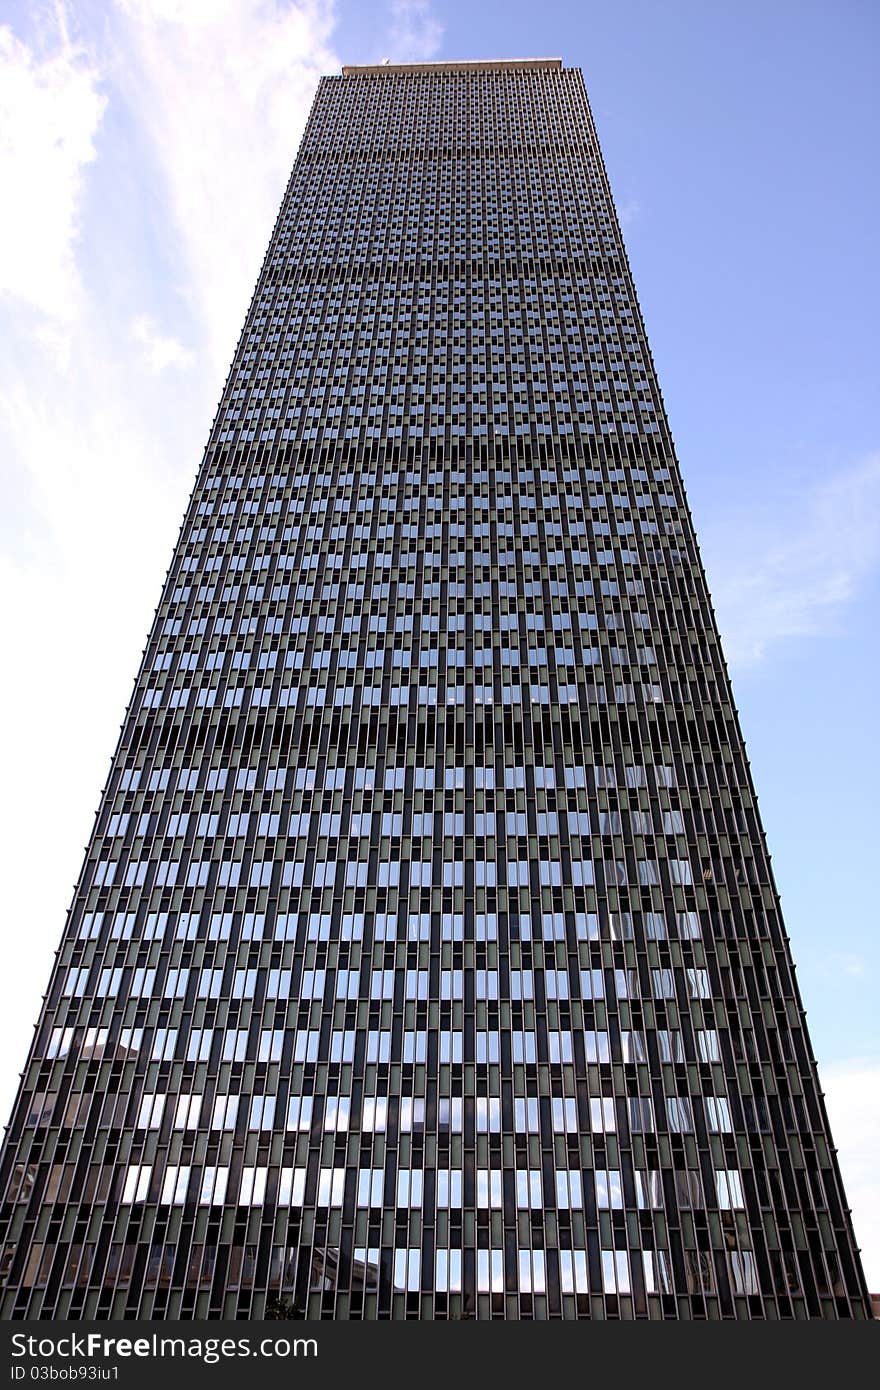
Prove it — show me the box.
[0,60,870,1321]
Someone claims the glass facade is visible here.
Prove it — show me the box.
[0,58,870,1321]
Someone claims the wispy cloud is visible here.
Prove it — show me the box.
[836,953,867,979]
[702,453,880,668]
[0,1,341,1127]
[820,1057,880,1288]
[131,312,194,371]
[113,0,339,374]
[618,196,641,227]
[385,0,443,62]
[0,9,106,329]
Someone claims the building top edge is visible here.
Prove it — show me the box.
[341,59,564,77]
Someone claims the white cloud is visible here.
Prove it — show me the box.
[0,2,342,1128]
[385,0,443,62]
[820,1057,880,1290]
[618,196,641,227]
[113,0,339,374]
[131,312,194,370]
[838,954,867,979]
[0,10,106,326]
[702,452,880,668]
[0,344,192,1126]
[816,951,869,981]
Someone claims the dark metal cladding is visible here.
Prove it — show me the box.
[0,60,870,1320]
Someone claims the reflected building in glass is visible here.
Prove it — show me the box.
[0,58,870,1320]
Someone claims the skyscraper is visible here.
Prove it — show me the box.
[0,57,870,1321]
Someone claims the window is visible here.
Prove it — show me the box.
[628,1097,654,1132]
[590,1098,616,1133]
[643,1249,673,1294]
[239,1167,267,1206]
[122,1165,151,1204]
[212,1095,239,1130]
[595,1170,623,1208]
[393,1248,421,1292]
[477,1250,505,1293]
[730,1250,760,1295]
[716,1169,746,1209]
[559,1249,589,1294]
[667,1097,694,1132]
[137,1094,165,1129]
[601,1250,631,1295]
[635,1170,663,1209]
[707,1096,733,1133]
[316,1168,346,1206]
[160,1165,190,1205]
[249,1095,276,1130]
[175,1095,201,1129]
[199,1167,229,1205]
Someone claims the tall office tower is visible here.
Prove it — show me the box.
[0,59,869,1323]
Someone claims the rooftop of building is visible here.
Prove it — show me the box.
[341,58,563,77]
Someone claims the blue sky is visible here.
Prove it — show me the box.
[1,1,877,1284]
